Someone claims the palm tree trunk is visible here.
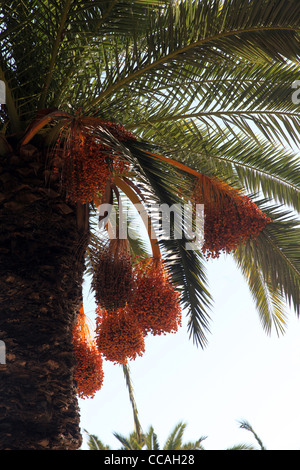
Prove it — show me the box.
[0,143,89,450]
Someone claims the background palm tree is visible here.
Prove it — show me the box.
[0,0,299,449]
[86,421,207,450]
[85,419,266,450]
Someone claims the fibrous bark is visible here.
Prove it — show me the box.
[0,143,89,450]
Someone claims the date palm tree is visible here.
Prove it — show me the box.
[0,0,300,450]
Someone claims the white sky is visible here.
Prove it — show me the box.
[79,253,300,450]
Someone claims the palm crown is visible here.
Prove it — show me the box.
[1,0,300,391]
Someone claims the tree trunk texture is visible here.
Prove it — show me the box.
[0,143,89,450]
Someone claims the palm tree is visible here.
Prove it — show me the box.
[85,420,266,450]
[86,421,207,450]
[0,0,299,449]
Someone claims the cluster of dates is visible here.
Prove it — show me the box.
[53,118,134,204]
[192,175,272,259]
[73,246,182,398]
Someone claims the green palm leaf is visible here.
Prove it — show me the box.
[238,420,266,450]
[136,120,300,212]
[234,203,300,333]
[163,422,187,450]
[143,426,160,450]
[87,0,300,111]
[85,430,111,450]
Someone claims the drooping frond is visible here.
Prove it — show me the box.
[234,202,300,331]
[238,420,266,450]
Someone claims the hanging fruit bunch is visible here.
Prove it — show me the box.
[95,306,145,365]
[92,237,135,312]
[128,257,182,336]
[89,172,180,365]
[94,255,182,364]
[72,306,104,399]
[91,175,183,363]
[52,117,135,204]
[192,174,272,259]
[91,222,145,365]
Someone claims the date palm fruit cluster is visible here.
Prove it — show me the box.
[52,117,134,204]
[73,248,182,396]
[92,238,146,365]
[129,257,182,336]
[92,238,134,312]
[93,240,182,365]
[95,306,146,365]
[192,175,272,259]
[72,307,104,399]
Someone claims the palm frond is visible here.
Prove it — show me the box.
[234,252,288,336]
[233,202,300,328]
[0,0,167,124]
[131,119,300,213]
[163,422,186,450]
[112,432,134,450]
[84,429,110,450]
[143,426,160,450]
[181,438,207,450]
[238,420,266,450]
[87,0,300,112]
[128,58,300,138]
[226,443,257,450]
